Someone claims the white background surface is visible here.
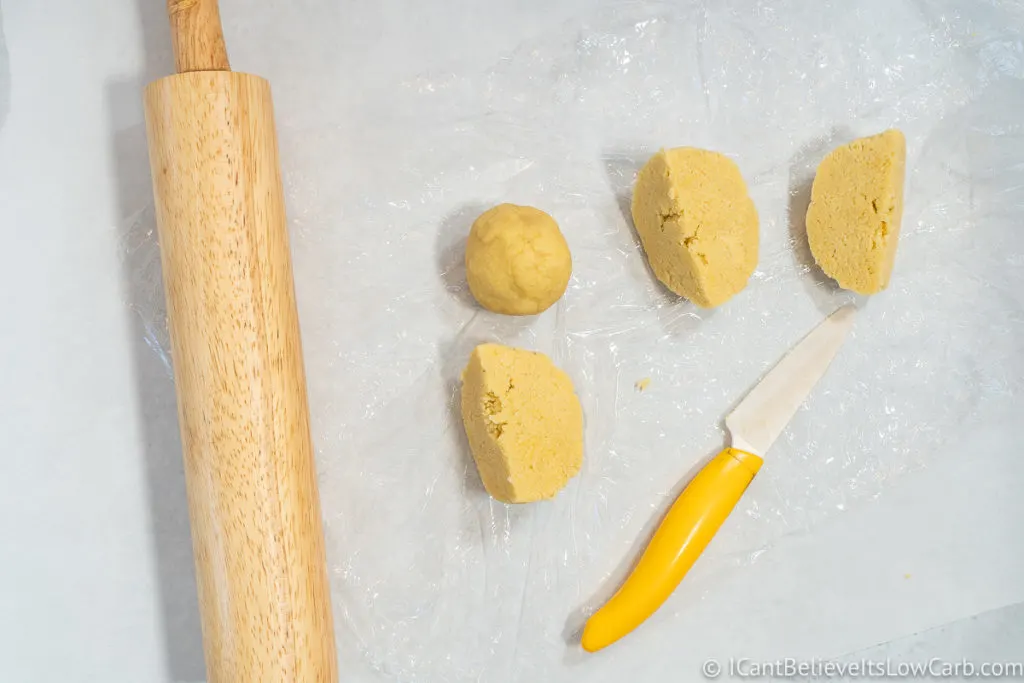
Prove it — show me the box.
[0,1,1022,681]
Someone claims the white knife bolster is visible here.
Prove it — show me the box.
[729,432,764,458]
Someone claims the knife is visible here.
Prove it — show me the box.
[581,305,857,652]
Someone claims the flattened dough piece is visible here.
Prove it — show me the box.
[806,129,907,294]
[460,343,583,503]
[631,148,759,308]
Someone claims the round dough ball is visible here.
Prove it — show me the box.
[465,204,572,315]
[631,148,759,308]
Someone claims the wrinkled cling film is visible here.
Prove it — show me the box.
[123,0,1024,680]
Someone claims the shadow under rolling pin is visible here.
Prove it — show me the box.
[143,1,338,681]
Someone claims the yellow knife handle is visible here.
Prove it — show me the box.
[581,448,763,652]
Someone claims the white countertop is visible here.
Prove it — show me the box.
[1,1,1021,681]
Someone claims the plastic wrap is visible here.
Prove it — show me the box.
[125,0,1024,680]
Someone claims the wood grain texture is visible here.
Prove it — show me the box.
[168,0,230,72]
[144,71,337,683]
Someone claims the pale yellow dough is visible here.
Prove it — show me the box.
[460,343,583,503]
[465,204,572,315]
[631,148,759,308]
[806,129,906,294]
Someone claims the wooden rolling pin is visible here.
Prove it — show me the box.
[143,1,338,681]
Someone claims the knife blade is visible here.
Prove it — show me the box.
[726,304,857,457]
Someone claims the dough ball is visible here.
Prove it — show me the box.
[806,129,906,294]
[465,204,572,315]
[631,148,759,308]
[460,343,583,503]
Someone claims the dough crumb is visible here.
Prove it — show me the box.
[465,204,572,315]
[460,343,583,503]
[631,148,759,307]
[806,129,906,294]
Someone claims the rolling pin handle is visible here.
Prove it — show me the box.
[168,0,231,73]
